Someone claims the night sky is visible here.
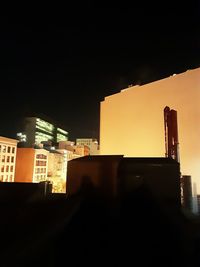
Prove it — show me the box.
[0,3,199,141]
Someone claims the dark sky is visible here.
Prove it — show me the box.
[0,3,199,141]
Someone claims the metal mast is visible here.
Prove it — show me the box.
[164,106,179,162]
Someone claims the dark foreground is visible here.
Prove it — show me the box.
[0,190,199,267]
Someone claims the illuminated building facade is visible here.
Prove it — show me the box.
[47,150,67,193]
[15,148,49,183]
[100,67,200,194]
[18,117,68,147]
[0,136,18,182]
[76,138,99,155]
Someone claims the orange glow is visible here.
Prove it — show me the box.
[100,68,200,193]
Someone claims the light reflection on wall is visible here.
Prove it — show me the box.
[100,68,200,193]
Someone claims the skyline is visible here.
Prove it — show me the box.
[0,5,199,140]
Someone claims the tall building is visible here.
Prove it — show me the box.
[15,148,49,183]
[100,67,200,195]
[76,138,99,155]
[17,117,68,147]
[0,136,18,182]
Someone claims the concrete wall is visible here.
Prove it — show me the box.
[100,68,200,193]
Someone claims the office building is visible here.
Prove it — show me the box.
[17,116,68,147]
[0,136,18,182]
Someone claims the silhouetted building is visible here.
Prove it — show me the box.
[0,181,52,203]
[67,155,181,207]
[197,195,200,215]
[181,175,193,211]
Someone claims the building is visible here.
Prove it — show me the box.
[76,138,99,155]
[47,150,67,193]
[17,117,68,147]
[15,148,49,183]
[0,136,18,182]
[67,156,181,209]
[197,195,200,215]
[181,175,193,211]
[100,67,200,194]
[58,141,89,160]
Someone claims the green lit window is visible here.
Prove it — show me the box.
[57,128,68,135]
[36,118,54,134]
[35,131,54,143]
[57,133,68,142]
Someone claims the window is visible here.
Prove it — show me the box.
[11,157,14,163]
[2,156,5,162]
[1,166,4,172]
[7,156,10,163]
[7,146,11,153]
[2,146,6,153]
[10,166,13,172]
[6,166,9,172]
[12,147,15,154]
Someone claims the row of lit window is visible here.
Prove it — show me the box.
[36,160,47,166]
[36,118,54,133]
[57,133,68,142]
[1,165,14,173]
[57,127,68,135]
[0,175,13,182]
[0,145,15,154]
[35,168,47,174]
[0,155,15,163]
[36,154,47,159]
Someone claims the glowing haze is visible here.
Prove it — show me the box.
[100,67,200,194]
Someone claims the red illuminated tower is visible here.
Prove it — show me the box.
[164,106,179,162]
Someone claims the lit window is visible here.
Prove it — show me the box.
[36,118,54,134]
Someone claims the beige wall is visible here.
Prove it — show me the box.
[100,68,200,193]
